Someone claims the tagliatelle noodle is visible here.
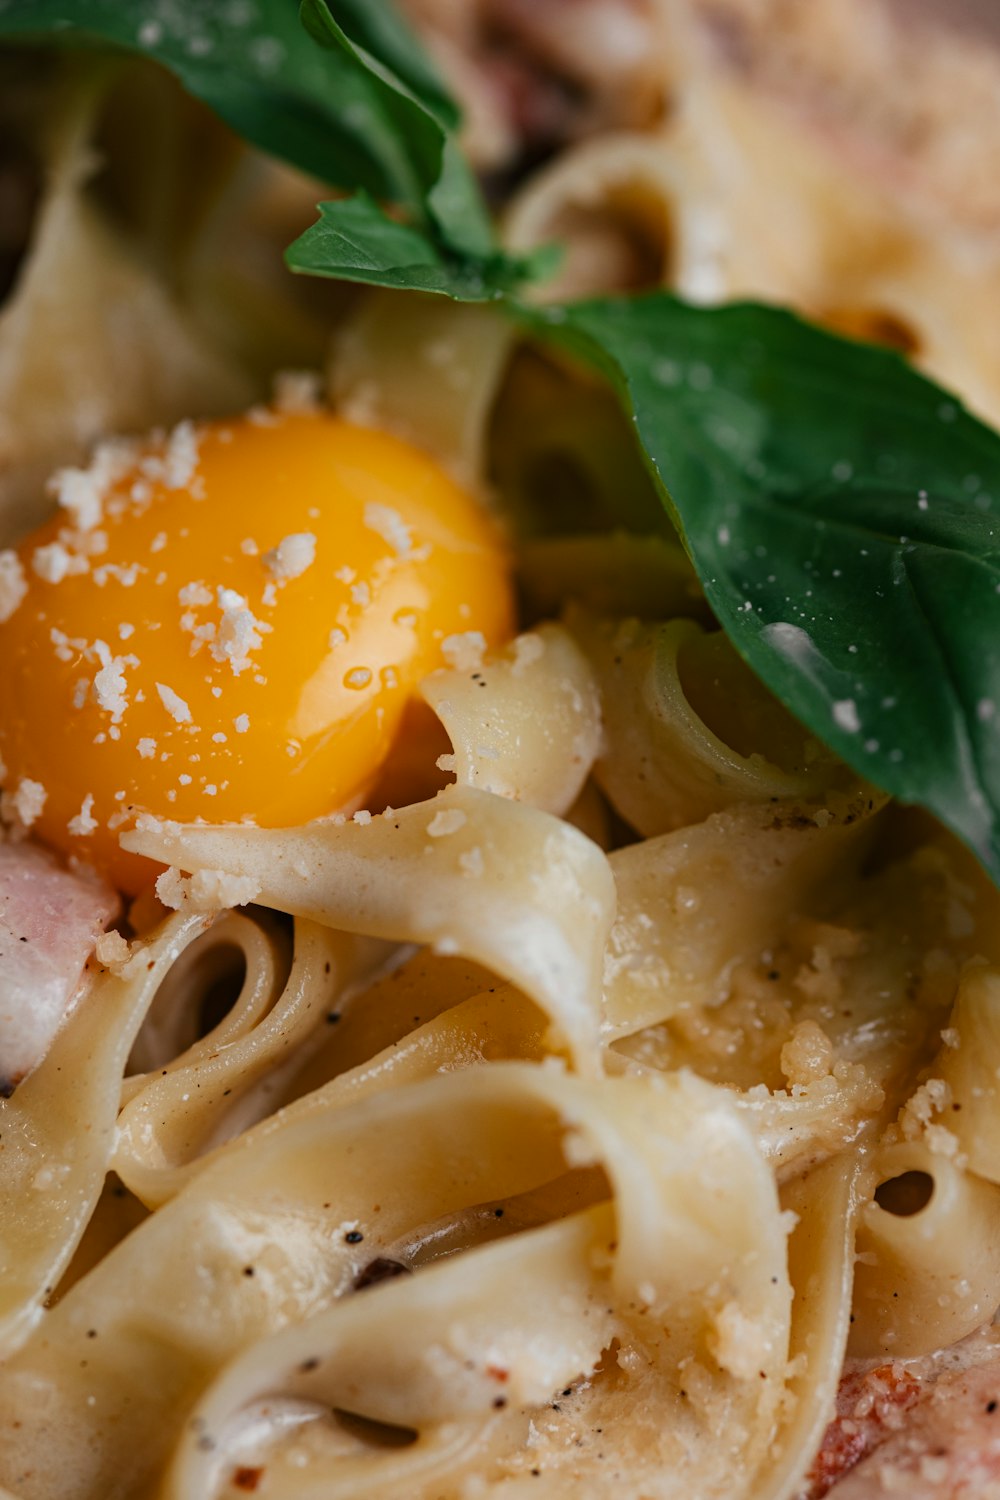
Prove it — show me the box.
[0,1065,793,1500]
[419,623,602,814]
[123,783,614,1077]
[0,908,210,1353]
[570,611,838,834]
[112,919,391,1209]
[602,786,881,1037]
[329,292,515,488]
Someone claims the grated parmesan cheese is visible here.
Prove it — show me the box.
[155,866,262,912]
[441,631,487,672]
[0,551,27,622]
[364,502,415,557]
[156,683,193,724]
[162,420,200,491]
[67,793,98,837]
[1,777,47,833]
[262,532,317,581]
[271,369,322,413]
[94,929,131,973]
[427,808,467,837]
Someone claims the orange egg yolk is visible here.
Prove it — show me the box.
[0,410,514,891]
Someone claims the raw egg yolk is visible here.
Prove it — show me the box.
[0,410,514,891]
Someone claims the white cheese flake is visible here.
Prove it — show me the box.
[363,502,415,557]
[67,793,98,837]
[0,550,27,622]
[1,777,47,833]
[272,369,323,413]
[262,532,317,581]
[31,542,72,583]
[178,581,213,607]
[428,808,467,837]
[156,867,262,912]
[156,682,193,724]
[163,420,200,491]
[832,699,861,734]
[441,631,487,672]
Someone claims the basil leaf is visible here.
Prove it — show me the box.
[298,0,493,257]
[518,295,1000,880]
[286,195,557,300]
[0,0,456,203]
[308,0,459,129]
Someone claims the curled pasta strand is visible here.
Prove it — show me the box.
[420,622,602,815]
[936,963,1000,1182]
[123,784,616,1076]
[761,1154,862,1500]
[165,1207,618,1500]
[0,908,210,1353]
[572,611,836,836]
[852,1138,1000,1358]
[0,1065,789,1500]
[112,920,389,1209]
[329,290,514,490]
[504,130,702,302]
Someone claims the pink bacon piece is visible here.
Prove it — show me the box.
[0,841,119,1094]
[803,1328,1000,1498]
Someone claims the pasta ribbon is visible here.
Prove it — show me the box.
[420,623,602,815]
[123,784,616,1075]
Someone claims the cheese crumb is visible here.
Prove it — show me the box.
[233,714,250,734]
[163,420,200,491]
[155,867,262,911]
[364,502,414,557]
[352,809,372,826]
[95,930,131,972]
[710,1302,768,1380]
[156,682,193,724]
[210,595,270,675]
[137,737,157,759]
[272,369,322,413]
[428,808,467,837]
[262,532,317,581]
[0,550,27,622]
[1,777,47,832]
[92,642,136,724]
[511,632,545,675]
[441,631,487,671]
[31,542,73,583]
[178,581,212,607]
[67,793,98,837]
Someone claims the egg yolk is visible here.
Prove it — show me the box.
[0,410,514,891]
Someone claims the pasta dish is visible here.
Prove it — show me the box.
[1,3,1000,1497]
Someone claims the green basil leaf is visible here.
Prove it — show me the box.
[0,0,550,300]
[517,294,1000,880]
[0,0,455,201]
[286,194,557,299]
[306,0,459,129]
[298,0,493,257]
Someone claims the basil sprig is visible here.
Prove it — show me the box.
[4,1,1000,882]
